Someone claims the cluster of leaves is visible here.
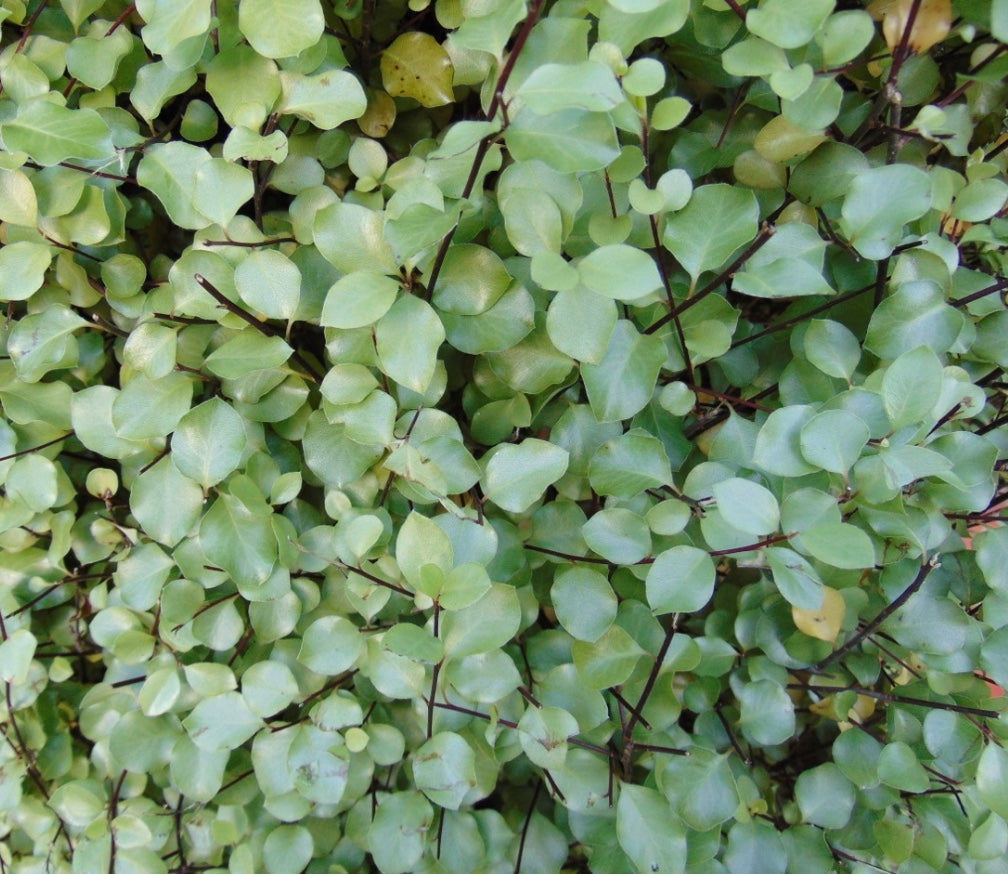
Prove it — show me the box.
[2,0,1008,871]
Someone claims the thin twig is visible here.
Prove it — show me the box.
[810,557,938,672]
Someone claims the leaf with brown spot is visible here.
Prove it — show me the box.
[380,32,454,108]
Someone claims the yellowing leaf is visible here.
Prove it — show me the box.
[792,586,845,643]
[381,32,454,108]
[870,0,951,54]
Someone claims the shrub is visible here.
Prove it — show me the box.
[2,0,1008,871]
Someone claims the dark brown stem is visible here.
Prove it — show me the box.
[708,533,794,556]
[731,282,875,349]
[514,780,543,874]
[714,705,751,765]
[104,3,136,35]
[722,0,747,23]
[15,0,48,54]
[524,544,610,564]
[426,0,543,301]
[201,236,297,248]
[716,81,752,149]
[646,223,776,334]
[193,273,323,382]
[951,276,1008,309]
[936,44,1008,107]
[609,689,651,731]
[810,557,937,672]
[622,616,679,779]
[0,431,73,463]
[340,561,413,597]
[488,0,546,120]
[793,682,999,719]
[427,603,441,738]
[874,257,890,307]
[172,591,237,632]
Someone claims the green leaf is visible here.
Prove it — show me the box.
[712,478,780,536]
[396,511,454,594]
[505,107,620,173]
[382,623,443,663]
[794,763,855,829]
[136,0,210,60]
[877,741,931,793]
[646,545,717,614]
[66,22,133,90]
[738,679,795,746]
[183,691,264,752]
[661,184,759,282]
[546,284,617,364]
[616,784,687,874]
[138,143,253,230]
[518,706,578,770]
[799,522,875,569]
[299,615,363,675]
[112,372,193,440]
[766,548,824,610]
[237,0,323,58]
[8,304,88,383]
[413,732,477,809]
[799,409,870,475]
[199,491,278,584]
[129,457,204,547]
[369,792,433,874]
[732,222,832,299]
[172,398,247,488]
[441,584,521,658]
[582,320,666,423]
[375,295,444,393]
[315,200,396,275]
[321,271,400,329]
[583,507,652,564]
[804,319,860,380]
[819,10,876,66]
[864,280,964,358]
[242,660,300,718]
[234,249,301,321]
[1,99,113,165]
[571,623,647,689]
[577,244,663,302]
[123,322,177,380]
[977,743,1008,820]
[551,567,618,643]
[881,345,943,430]
[588,430,672,498]
[515,60,623,114]
[432,244,512,316]
[381,32,454,108]
[288,724,350,803]
[278,69,368,129]
[481,438,569,514]
[500,189,563,256]
[0,241,52,302]
[205,331,293,379]
[840,165,932,260]
[262,825,314,874]
[0,628,36,684]
[747,0,834,49]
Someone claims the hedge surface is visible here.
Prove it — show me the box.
[2,0,1008,872]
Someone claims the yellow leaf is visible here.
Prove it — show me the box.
[358,88,397,138]
[792,585,845,643]
[381,32,455,108]
[871,0,951,55]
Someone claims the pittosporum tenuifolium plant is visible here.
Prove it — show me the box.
[2,0,1008,871]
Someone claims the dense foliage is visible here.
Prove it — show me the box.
[2,0,1008,871]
